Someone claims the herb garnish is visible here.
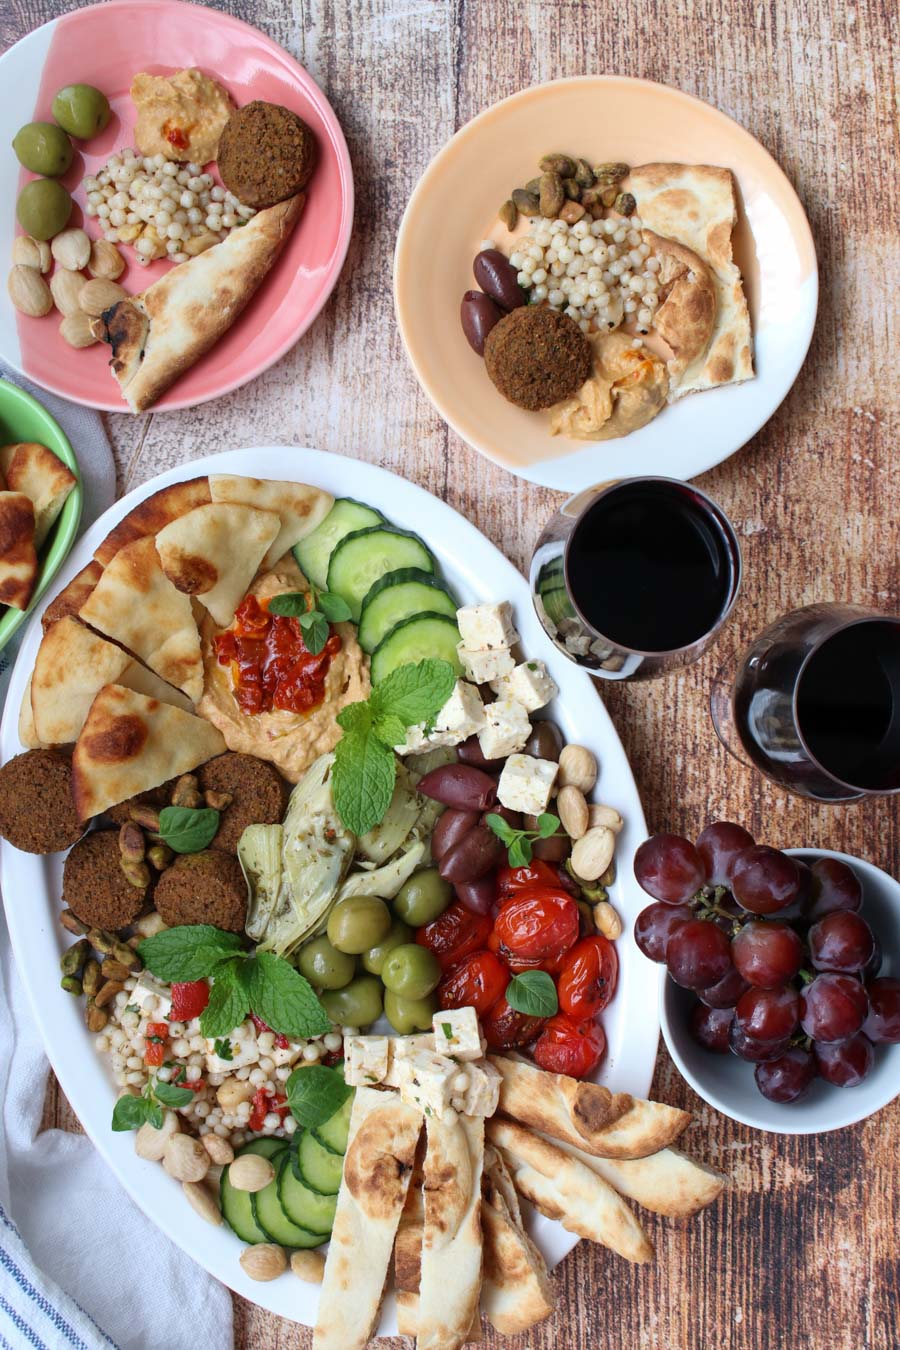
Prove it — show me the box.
[485,812,562,867]
[505,969,559,1017]
[285,1063,352,1128]
[111,1075,194,1133]
[158,805,220,854]
[213,1037,234,1061]
[268,586,352,656]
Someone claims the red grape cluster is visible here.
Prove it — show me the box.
[633,823,900,1104]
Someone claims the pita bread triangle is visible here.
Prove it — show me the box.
[0,490,37,610]
[208,475,334,570]
[0,442,77,549]
[155,501,281,626]
[78,535,204,702]
[72,683,225,820]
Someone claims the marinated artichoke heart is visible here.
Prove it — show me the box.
[355,763,422,864]
[336,840,426,902]
[239,823,285,941]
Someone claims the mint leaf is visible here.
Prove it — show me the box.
[138,925,244,982]
[537,813,561,839]
[299,610,329,655]
[508,834,532,867]
[372,711,407,749]
[333,725,396,836]
[505,970,558,1017]
[485,813,515,845]
[336,700,373,735]
[158,806,220,854]
[154,1080,194,1108]
[369,659,457,729]
[318,592,352,623]
[285,1064,352,1128]
[200,962,250,1038]
[246,951,331,1039]
[267,591,309,617]
[212,1037,234,1062]
[112,1095,161,1133]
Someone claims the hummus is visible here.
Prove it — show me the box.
[131,68,235,165]
[198,560,370,783]
[549,330,669,441]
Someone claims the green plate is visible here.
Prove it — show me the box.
[0,380,83,654]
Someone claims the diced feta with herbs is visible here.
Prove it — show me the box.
[433,1006,484,1061]
[344,1034,391,1086]
[382,1032,437,1086]
[204,1035,261,1074]
[497,753,559,816]
[457,601,519,651]
[457,643,516,684]
[397,1049,458,1117]
[478,697,532,759]
[490,660,558,713]
[395,680,485,755]
[127,972,172,1018]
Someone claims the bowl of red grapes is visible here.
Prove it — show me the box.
[633,822,900,1133]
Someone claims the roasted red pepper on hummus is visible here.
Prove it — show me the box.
[214,594,341,717]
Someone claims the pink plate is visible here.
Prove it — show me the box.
[0,1,353,412]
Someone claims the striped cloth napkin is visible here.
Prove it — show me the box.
[0,370,233,1350]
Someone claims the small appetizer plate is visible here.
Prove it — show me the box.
[0,378,81,652]
[395,76,818,490]
[662,849,900,1135]
[0,1,353,412]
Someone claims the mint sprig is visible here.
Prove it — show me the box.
[158,805,220,853]
[268,586,352,656]
[285,1064,352,1128]
[505,969,559,1017]
[485,812,562,867]
[111,1075,193,1133]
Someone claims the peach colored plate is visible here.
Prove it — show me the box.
[0,0,353,413]
[394,77,818,490]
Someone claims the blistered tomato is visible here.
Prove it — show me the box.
[493,890,579,964]
[532,1013,606,1078]
[482,995,547,1050]
[416,903,492,970]
[558,936,619,1019]
[438,950,509,1016]
[497,861,565,897]
[168,980,209,1022]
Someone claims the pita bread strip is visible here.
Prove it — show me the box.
[32,617,133,745]
[0,490,37,610]
[42,560,103,632]
[397,1293,483,1343]
[18,677,44,749]
[480,1196,555,1336]
[535,1132,727,1218]
[489,1053,690,1159]
[486,1118,653,1264]
[93,478,211,566]
[208,474,335,570]
[417,1114,484,1350]
[313,1088,422,1350]
[71,683,225,820]
[0,442,77,550]
[155,501,281,626]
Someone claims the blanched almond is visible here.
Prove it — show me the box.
[291,1250,326,1283]
[59,312,98,348]
[571,825,616,881]
[240,1243,287,1282]
[8,265,52,316]
[558,744,598,794]
[51,228,91,271]
[50,269,85,316]
[162,1132,209,1183]
[12,235,51,272]
[557,785,589,839]
[588,804,624,834]
[593,900,623,939]
[79,278,128,317]
[228,1153,274,1193]
[87,239,125,280]
[182,1180,222,1226]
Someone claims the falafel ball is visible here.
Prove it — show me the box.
[62,830,149,931]
[155,851,247,934]
[217,101,317,210]
[197,753,288,854]
[0,750,83,854]
[483,306,592,411]
[105,781,173,826]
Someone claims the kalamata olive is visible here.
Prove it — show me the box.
[532,834,571,862]
[439,825,504,884]
[523,719,564,762]
[431,808,479,862]
[460,290,503,356]
[457,734,504,772]
[455,874,497,915]
[484,804,522,832]
[418,764,497,812]
[473,249,526,312]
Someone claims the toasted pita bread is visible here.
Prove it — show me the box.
[418,1113,484,1350]
[71,683,225,820]
[208,475,335,570]
[643,231,717,382]
[396,1293,482,1343]
[18,677,45,749]
[78,536,203,701]
[314,1088,422,1350]
[0,491,37,610]
[93,478,211,567]
[155,502,281,626]
[480,1150,555,1336]
[486,1118,653,1264]
[539,1134,727,1218]
[42,560,103,631]
[0,443,77,549]
[95,197,304,413]
[489,1054,690,1159]
[625,163,754,398]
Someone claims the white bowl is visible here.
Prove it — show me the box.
[660,848,900,1135]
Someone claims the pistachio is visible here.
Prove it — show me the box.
[82,958,101,998]
[94,979,124,1008]
[600,185,619,208]
[524,176,543,195]
[79,278,128,317]
[183,231,219,256]
[87,239,125,280]
[134,1109,180,1160]
[539,153,576,177]
[559,200,586,224]
[574,158,595,188]
[113,940,142,970]
[229,1154,275,1193]
[614,191,637,217]
[204,789,232,811]
[120,857,151,889]
[558,744,598,794]
[118,820,146,863]
[101,957,132,982]
[580,186,602,207]
[51,227,91,271]
[59,312,98,348]
[12,235,51,272]
[88,928,118,954]
[162,1133,210,1183]
[539,171,565,218]
[85,999,108,1032]
[172,773,201,808]
[562,176,581,200]
[240,1244,287,1282]
[147,843,174,870]
[129,803,161,831]
[8,265,52,317]
[183,1181,222,1226]
[60,938,92,976]
[60,908,90,936]
[571,825,616,882]
[598,859,617,889]
[60,975,83,995]
[593,162,629,182]
[511,188,540,216]
[557,785,589,840]
[498,199,518,232]
[291,1250,326,1283]
[593,899,623,940]
[134,910,167,938]
[576,899,595,933]
[201,1134,234,1165]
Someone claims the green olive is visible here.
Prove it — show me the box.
[327,896,392,955]
[394,868,453,927]
[13,122,73,176]
[381,944,442,1000]
[295,935,356,990]
[362,919,413,976]
[320,975,384,1029]
[384,988,439,1035]
[16,178,72,241]
[52,84,111,140]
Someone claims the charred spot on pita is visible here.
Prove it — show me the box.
[83,712,149,763]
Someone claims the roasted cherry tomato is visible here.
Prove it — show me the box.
[168,980,209,1022]
[250,1012,290,1050]
[438,949,509,1016]
[497,861,563,897]
[532,1013,607,1078]
[558,936,619,1019]
[416,902,492,970]
[482,994,547,1050]
[493,890,579,964]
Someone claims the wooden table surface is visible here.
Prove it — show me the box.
[4,0,899,1345]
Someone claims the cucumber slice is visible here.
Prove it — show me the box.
[279,1159,338,1235]
[358,568,457,654]
[370,613,463,685]
[327,527,434,623]
[220,1139,287,1243]
[294,1129,344,1195]
[252,1155,325,1249]
[293,498,384,590]
[313,1093,354,1155]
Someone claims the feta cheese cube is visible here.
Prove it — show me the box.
[490,661,558,713]
[394,682,485,755]
[344,1035,391,1086]
[457,643,516,684]
[457,601,519,651]
[497,753,559,816]
[477,698,531,760]
[452,1061,501,1117]
[270,1042,304,1069]
[394,722,453,755]
[432,1006,484,1061]
[383,1033,436,1086]
[128,972,172,1019]
[204,1035,261,1074]
[397,1050,458,1118]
